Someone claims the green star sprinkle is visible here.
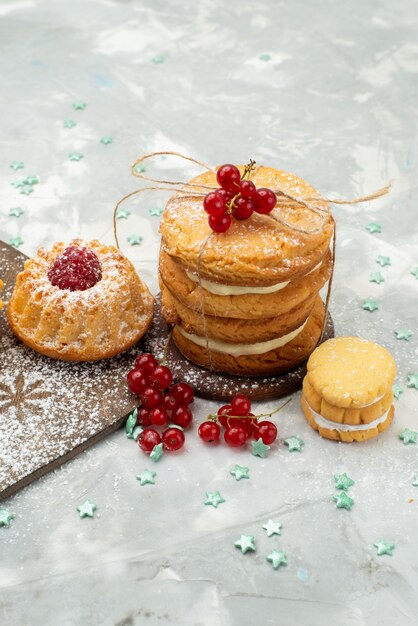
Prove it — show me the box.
[374,540,395,556]
[399,428,417,444]
[267,549,288,569]
[411,268,418,279]
[9,207,24,217]
[135,164,146,173]
[0,509,15,527]
[150,443,164,462]
[132,425,143,440]
[116,208,131,219]
[376,255,391,267]
[333,492,354,510]
[77,499,96,518]
[63,119,76,128]
[393,383,404,400]
[20,184,34,195]
[136,469,156,486]
[412,475,418,487]
[234,535,256,554]
[25,175,39,185]
[394,329,412,341]
[73,101,87,110]
[284,436,304,452]
[334,473,355,491]
[362,298,379,312]
[10,161,24,170]
[230,464,250,481]
[151,54,165,64]
[406,374,418,390]
[366,222,382,234]
[149,207,164,217]
[262,519,282,537]
[252,438,270,458]
[259,53,271,61]
[100,136,113,145]
[11,178,27,188]
[127,234,143,246]
[125,408,137,436]
[9,236,24,247]
[369,272,384,285]
[69,152,83,161]
[204,491,225,508]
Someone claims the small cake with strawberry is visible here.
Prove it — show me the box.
[159,163,333,376]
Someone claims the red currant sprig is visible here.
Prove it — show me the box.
[126,353,194,454]
[203,162,277,233]
[198,394,290,448]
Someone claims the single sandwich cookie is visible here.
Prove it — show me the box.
[301,336,396,442]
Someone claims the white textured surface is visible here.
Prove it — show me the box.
[1,1,418,625]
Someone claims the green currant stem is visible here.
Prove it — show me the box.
[206,397,291,423]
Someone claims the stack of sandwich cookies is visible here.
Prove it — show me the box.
[301,337,396,442]
[159,166,334,376]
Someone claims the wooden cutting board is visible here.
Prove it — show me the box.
[0,241,139,501]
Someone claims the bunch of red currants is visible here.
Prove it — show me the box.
[203,163,277,233]
[127,353,194,453]
[198,393,278,448]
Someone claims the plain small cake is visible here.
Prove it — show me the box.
[159,165,334,376]
[301,336,396,442]
[7,239,154,361]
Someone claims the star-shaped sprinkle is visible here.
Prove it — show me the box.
[69,152,83,161]
[136,469,156,485]
[125,408,137,435]
[9,236,24,247]
[151,54,165,64]
[234,535,256,554]
[116,208,131,219]
[369,272,385,285]
[394,329,412,341]
[132,425,143,440]
[266,549,288,569]
[63,119,76,128]
[73,101,87,110]
[412,475,418,487]
[230,464,250,481]
[376,255,391,267]
[262,519,282,537]
[25,175,39,185]
[127,234,143,246]
[406,374,418,390]
[411,268,418,279]
[20,184,34,195]
[362,298,379,312]
[10,161,24,170]
[399,428,417,444]
[150,443,164,462]
[284,436,304,452]
[100,136,113,145]
[9,206,24,217]
[0,509,15,527]
[149,207,164,216]
[252,438,270,458]
[373,540,395,556]
[334,473,355,491]
[393,383,404,400]
[11,178,26,188]
[204,491,225,508]
[366,222,382,234]
[333,492,354,510]
[135,164,146,173]
[77,499,96,518]
[259,53,271,61]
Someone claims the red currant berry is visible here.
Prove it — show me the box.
[163,393,178,412]
[224,426,248,447]
[232,197,254,220]
[203,191,227,216]
[257,420,278,444]
[134,353,158,374]
[138,428,161,452]
[150,406,168,426]
[240,180,257,199]
[150,365,173,389]
[233,417,254,436]
[231,394,251,416]
[172,405,193,429]
[162,427,185,451]
[198,421,221,443]
[254,188,277,214]
[216,164,241,192]
[170,382,194,405]
[127,369,149,396]
[140,387,164,408]
[216,189,234,204]
[208,213,232,233]
[217,404,233,428]
[137,406,152,427]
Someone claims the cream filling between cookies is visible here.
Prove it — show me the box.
[306,401,391,432]
[176,320,307,356]
[185,261,322,296]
